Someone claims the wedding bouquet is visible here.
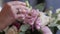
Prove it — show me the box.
[2,1,52,34]
[1,0,60,34]
[5,8,52,34]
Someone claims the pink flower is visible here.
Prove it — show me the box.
[17,8,52,34]
[35,17,41,30]
[41,26,52,34]
[35,11,50,30]
[23,9,39,25]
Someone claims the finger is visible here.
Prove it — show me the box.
[10,5,29,19]
[11,5,29,14]
[7,1,26,6]
[18,5,30,13]
[16,14,25,21]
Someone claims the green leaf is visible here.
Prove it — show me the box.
[35,3,45,11]
[49,27,58,34]
[49,6,53,10]
[19,32,25,34]
[25,30,31,34]
[56,20,60,25]
[39,29,43,34]
[20,24,30,32]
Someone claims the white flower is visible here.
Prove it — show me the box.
[5,26,18,34]
[3,26,9,32]
[57,14,60,20]
[56,8,60,13]
[49,10,52,16]
[39,12,50,26]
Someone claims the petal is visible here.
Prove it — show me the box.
[41,26,52,34]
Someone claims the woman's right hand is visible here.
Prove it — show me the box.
[0,1,27,31]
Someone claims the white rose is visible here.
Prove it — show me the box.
[39,12,50,26]
[56,8,60,13]
[57,14,60,20]
[5,26,18,34]
[49,10,52,16]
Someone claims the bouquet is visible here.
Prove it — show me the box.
[1,0,60,34]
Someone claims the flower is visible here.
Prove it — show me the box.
[57,14,60,20]
[41,26,52,34]
[35,17,41,30]
[38,12,50,26]
[15,7,52,34]
[5,26,18,34]
[23,9,39,25]
[56,8,60,13]
[35,11,50,30]
[48,10,52,16]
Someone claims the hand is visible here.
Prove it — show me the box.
[0,1,27,31]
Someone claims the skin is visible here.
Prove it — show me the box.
[0,1,27,31]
